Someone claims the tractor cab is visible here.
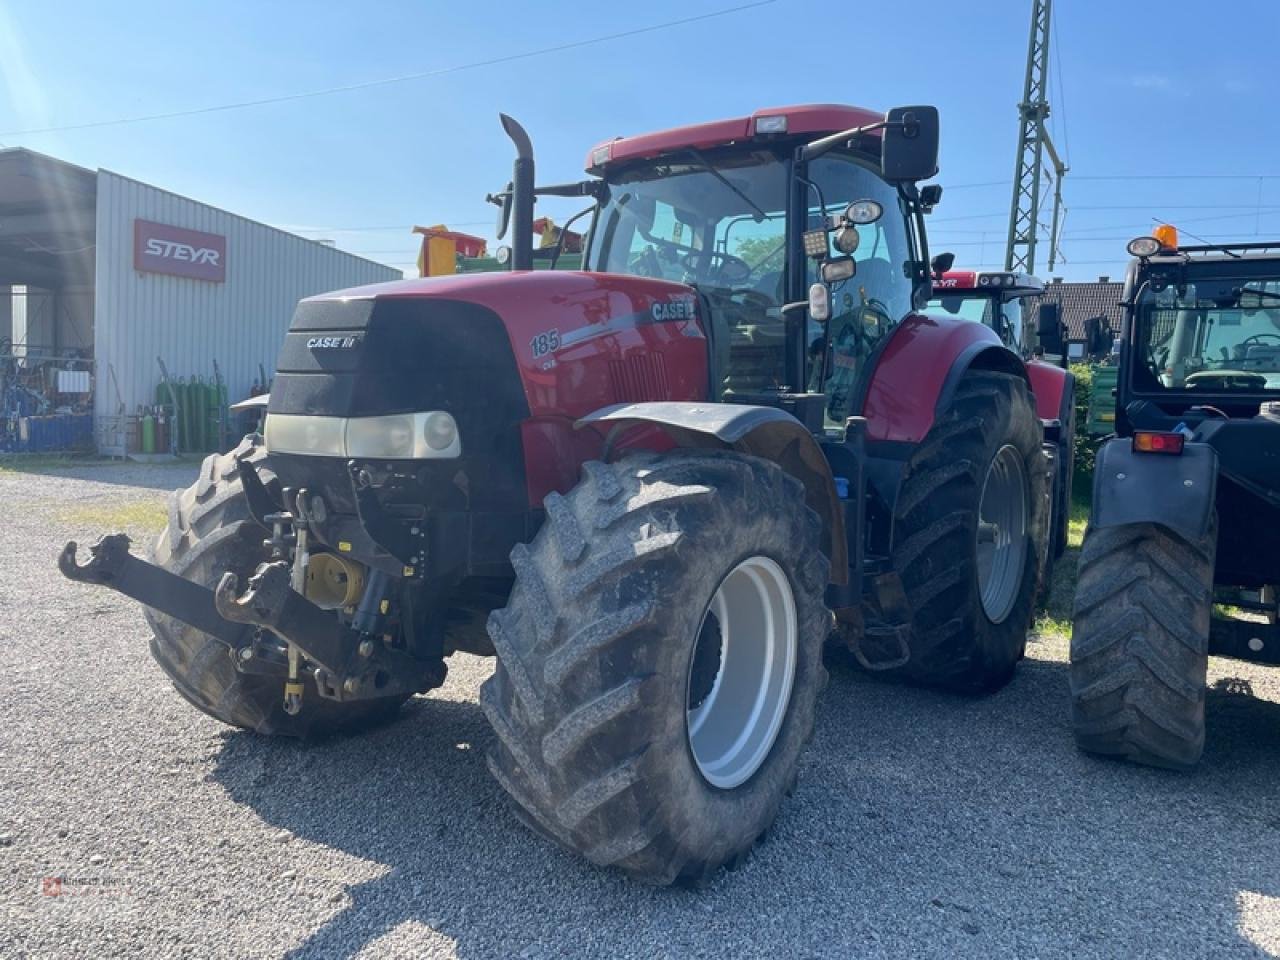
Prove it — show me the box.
[926,270,1047,358]
[500,105,942,434]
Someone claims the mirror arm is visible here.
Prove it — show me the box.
[534,180,607,201]
[800,119,894,163]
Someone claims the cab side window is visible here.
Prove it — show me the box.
[805,155,912,423]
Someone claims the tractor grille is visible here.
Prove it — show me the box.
[609,354,669,402]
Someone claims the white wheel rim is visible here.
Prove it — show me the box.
[686,555,798,789]
[976,444,1029,624]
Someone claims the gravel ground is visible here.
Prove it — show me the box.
[2,459,1279,959]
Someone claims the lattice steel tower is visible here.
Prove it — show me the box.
[1005,0,1067,273]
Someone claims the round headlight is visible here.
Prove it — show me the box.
[423,411,458,451]
[1127,236,1162,258]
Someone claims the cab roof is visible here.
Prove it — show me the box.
[585,104,882,175]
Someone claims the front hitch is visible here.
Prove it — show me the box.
[60,534,249,647]
[213,562,347,676]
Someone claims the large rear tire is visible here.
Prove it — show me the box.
[481,451,830,885]
[145,435,408,737]
[889,370,1048,693]
[1069,520,1215,769]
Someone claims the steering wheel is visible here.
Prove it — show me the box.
[682,250,752,286]
[1241,333,1280,346]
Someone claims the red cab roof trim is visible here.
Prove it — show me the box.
[585,103,883,173]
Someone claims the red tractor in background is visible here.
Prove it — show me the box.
[928,269,1075,565]
[62,103,1049,885]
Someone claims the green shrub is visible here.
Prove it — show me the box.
[1070,362,1100,489]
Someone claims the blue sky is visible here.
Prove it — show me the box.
[2,0,1277,281]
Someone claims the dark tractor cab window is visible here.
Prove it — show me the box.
[1134,274,1280,394]
[803,154,913,425]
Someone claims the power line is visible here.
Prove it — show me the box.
[0,1,774,137]
[287,221,492,234]
[1050,1,1070,165]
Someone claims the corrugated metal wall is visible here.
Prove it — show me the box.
[94,170,400,426]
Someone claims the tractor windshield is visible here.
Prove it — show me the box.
[588,149,913,403]
[1134,273,1280,393]
[588,151,791,396]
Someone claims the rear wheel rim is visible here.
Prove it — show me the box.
[976,444,1029,624]
[686,556,797,789]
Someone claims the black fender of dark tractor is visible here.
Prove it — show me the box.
[1090,437,1218,544]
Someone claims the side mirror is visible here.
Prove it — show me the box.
[492,182,513,241]
[1037,303,1066,356]
[919,183,943,212]
[930,252,955,276]
[881,105,940,183]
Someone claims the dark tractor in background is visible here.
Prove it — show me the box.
[1070,228,1280,769]
[61,103,1048,884]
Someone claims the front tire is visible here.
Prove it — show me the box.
[1069,520,1215,769]
[481,451,830,885]
[889,370,1048,693]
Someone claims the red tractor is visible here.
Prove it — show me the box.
[927,269,1076,563]
[61,104,1048,885]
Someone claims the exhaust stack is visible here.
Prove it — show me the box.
[499,114,535,271]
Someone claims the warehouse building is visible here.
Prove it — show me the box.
[0,148,400,454]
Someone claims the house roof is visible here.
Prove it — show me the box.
[1026,279,1125,341]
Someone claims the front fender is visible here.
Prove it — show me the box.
[1091,438,1218,543]
[578,402,847,584]
[861,314,1025,444]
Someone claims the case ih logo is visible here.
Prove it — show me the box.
[651,296,696,322]
[307,335,360,350]
[134,220,227,282]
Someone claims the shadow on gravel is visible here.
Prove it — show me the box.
[0,456,197,491]
[208,651,1280,959]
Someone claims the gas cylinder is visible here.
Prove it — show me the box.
[141,408,156,454]
[194,378,209,451]
[156,405,169,454]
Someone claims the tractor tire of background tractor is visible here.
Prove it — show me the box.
[1053,401,1076,560]
[1069,518,1216,769]
[889,370,1048,693]
[145,434,409,737]
[481,450,830,886]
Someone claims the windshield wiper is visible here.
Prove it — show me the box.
[683,148,766,223]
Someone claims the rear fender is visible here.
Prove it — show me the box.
[578,402,848,584]
[1091,438,1218,543]
[1026,362,1074,439]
